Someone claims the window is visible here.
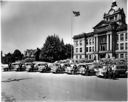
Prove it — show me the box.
[75,41,78,46]
[89,47,91,52]
[80,55,82,59]
[80,48,82,52]
[117,35,119,42]
[92,46,94,51]
[120,34,124,41]
[92,38,94,44]
[116,54,119,58]
[125,33,127,41]
[80,40,82,46]
[86,47,88,52]
[116,44,119,50]
[120,43,124,50]
[89,39,91,45]
[76,48,78,53]
[89,55,91,59]
[125,43,127,50]
[76,55,78,59]
[120,54,124,58]
[125,53,127,58]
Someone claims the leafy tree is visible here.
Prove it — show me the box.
[13,49,23,61]
[2,53,15,64]
[64,44,73,59]
[35,48,41,61]
[40,34,73,62]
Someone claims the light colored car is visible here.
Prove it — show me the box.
[1,64,9,71]
[36,62,51,72]
[24,62,36,72]
[12,62,25,71]
[77,64,86,75]
[51,63,64,73]
[65,64,74,74]
[96,66,107,77]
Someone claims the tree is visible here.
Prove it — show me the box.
[35,48,41,61]
[64,44,73,59]
[2,53,15,64]
[40,35,63,62]
[13,49,23,61]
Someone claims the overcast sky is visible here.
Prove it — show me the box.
[1,0,127,54]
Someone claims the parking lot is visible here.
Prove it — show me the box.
[2,71,127,101]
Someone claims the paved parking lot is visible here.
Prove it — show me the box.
[2,72,127,101]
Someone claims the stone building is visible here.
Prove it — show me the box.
[73,1,127,61]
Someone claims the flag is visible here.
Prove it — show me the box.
[73,11,80,17]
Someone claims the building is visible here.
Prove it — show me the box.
[24,49,36,58]
[73,1,127,61]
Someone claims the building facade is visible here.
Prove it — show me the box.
[73,1,127,61]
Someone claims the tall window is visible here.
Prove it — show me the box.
[80,40,82,46]
[125,43,127,50]
[76,48,78,53]
[120,54,124,58]
[76,55,78,59]
[116,43,119,50]
[89,47,91,52]
[125,53,127,58]
[125,33,127,41]
[86,47,88,52]
[80,55,82,59]
[89,39,91,45]
[120,43,124,50]
[80,48,82,52]
[75,41,78,46]
[92,46,94,52]
[120,34,124,41]
[92,38,94,44]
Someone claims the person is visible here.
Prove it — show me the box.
[8,63,12,71]
[85,65,89,76]
[73,64,77,74]
[112,64,117,79]
[108,65,112,79]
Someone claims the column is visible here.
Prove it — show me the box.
[107,34,109,50]
[110,34,112,50]
[94,37,96,51]
[96,36,98,51]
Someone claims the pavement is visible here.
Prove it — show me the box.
[1,71,128,102]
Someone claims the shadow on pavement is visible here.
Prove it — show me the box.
[2,77,32,82]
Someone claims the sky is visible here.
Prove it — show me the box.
[1,0,127,54]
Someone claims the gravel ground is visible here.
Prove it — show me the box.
[2,72,127,102]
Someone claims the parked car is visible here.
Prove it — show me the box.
[36,62,51,72]
[25,62,37,72]
[12,62,25,71]
[77,63,86,75]
[86,63,100,75]
[115,64,127,77]
[51,63,64,73]
[1,64,9,71]
[65,64,74,74]
[96,66,107,77]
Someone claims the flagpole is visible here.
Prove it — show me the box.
[71,10,73,61]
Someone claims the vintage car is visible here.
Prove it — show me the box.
[51,63,64,73]
[96,66,107,77]
[65,64,74,74]
[1,64,9,71]
[36,62,51,72]
[12,62,25,71]
[25,62,37,72]
[115,64,127,77]
[77,63,86,75]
